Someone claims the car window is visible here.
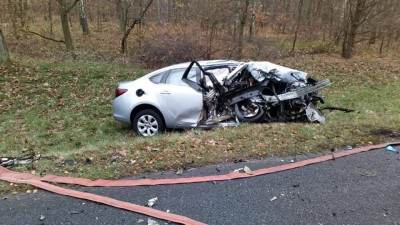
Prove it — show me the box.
[149,71,166,84]
[165,68,197,86]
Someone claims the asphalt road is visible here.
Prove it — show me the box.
[1,148,400,225]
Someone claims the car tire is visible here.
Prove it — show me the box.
[234,101,265,123]
[132,109,165,137]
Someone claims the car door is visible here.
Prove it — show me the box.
[157,68,203,128]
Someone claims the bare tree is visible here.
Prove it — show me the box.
[79,0,90,35]
[0,29,10,64]
[120,0,153,54]
[56,0,80,51]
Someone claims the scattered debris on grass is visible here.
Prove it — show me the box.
[0,154,39,167]
[233,159,246,163]
[270,196,278,202]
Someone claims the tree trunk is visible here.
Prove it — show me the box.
[48,0,54,36]
[341,0,377,59]
[7,0,19,38]
[248,0,256,42]
[79,0,90,35]
[97,5,102,31]
[57,0,79,51]
[116,0,128,33]
[290,0,304,55]
[60,11,74,51]
[342,27,355,58]
[236,0,250,59]
[156,0,162,24]
[379,36,384,55]
[0,29,10,64]
[17,0,28,28]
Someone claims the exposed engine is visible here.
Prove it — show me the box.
[182,61,331,127]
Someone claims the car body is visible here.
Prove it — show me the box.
[113,60,330,136]
[113,60,239,136]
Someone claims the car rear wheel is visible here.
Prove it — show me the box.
[132,109,165,137]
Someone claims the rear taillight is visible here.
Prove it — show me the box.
[115,88,128,97]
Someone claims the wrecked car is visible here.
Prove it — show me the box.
[113,60,330,136]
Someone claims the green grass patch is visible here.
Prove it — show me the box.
[1,55,400,195]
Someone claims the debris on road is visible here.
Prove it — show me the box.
[270,196,278,202]
[176,168,184,175]
[243,166,252,174]
[147,218,160,225]
[233,168,243,173]
[39,215,46,221]
[385,145,399,153]
[70,209,85,215]
[234,166,253,174]
[146,197,158,207]
[356,169,377,177]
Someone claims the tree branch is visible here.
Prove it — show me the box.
[120,0,154,53]
[22,30,65,43]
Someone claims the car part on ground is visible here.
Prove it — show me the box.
[0,154,39,167]
[182,61,331,128]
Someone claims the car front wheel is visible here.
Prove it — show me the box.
[132,109,165,137]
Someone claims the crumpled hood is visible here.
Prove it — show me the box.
[247,61,308,84]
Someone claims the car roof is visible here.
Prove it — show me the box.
[143,60,241,78]
[171,59,240,68]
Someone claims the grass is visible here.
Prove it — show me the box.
[1,54,400,195]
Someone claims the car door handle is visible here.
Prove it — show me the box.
[160,91,171,94]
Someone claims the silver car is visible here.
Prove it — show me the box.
[113,60,240,136]
[113,60,329,137]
